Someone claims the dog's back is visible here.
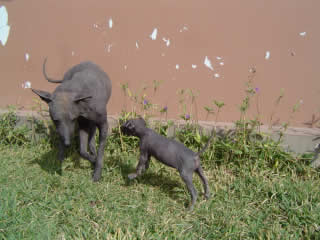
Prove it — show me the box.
[52,62,112,113]
[142,128,197,169]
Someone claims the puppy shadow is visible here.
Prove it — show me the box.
[107,155,185,203]
[138,171,186,203]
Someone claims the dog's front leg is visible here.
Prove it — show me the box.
[58,140,66,162]
[128,153,150,180]
[92,121,108,182]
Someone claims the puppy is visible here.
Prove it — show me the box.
[121,117,213,210]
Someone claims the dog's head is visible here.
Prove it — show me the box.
[32,89,92,147]
[120,117,147,137]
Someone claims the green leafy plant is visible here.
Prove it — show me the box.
[0,108,30,146]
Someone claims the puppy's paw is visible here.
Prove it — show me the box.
[187,205,195,212]
[128,173,138,180]
[205,192,211,200]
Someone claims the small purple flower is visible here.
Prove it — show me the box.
[143,99,148,105]
[185,114,190,120]
[160,106,168,113]
[255,87,259,93]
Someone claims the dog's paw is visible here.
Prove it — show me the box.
[92,175,101,182]
[128,173,137,180]
[92,170,101,182]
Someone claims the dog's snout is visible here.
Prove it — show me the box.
[64,139,71,147]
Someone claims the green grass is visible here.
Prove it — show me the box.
[1,143,320,239]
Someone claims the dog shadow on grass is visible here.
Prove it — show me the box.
[29,147,62,175]
[106,154,186,204]
[29,142,88,176]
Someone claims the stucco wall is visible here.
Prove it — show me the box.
[0,0,319,126]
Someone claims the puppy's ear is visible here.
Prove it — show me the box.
[126,121,135,130]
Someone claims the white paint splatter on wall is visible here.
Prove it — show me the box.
[299,32,306,37]
[162,38,170,47]
[216,56,222,60]
[150,28,158,40]
[214,73,220,78]
[176,64,180,70]
[136,41,139,49]
[25,53,30,62]
[0,6,10,46]
[204,56,214,71]
[22,81,31,89]
[219,62,224,66]
[265,51,270,60]
[179,25,188,32]
[109,18,113,29]
[192,64,197,69]
[106,44,112,53]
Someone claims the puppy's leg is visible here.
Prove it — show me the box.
[128,153,150,180]
[180,170,198,211]
[196,165,210,199]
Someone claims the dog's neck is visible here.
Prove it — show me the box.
[135,126,150,138]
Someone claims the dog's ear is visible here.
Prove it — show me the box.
[73,94,92,103]
[126,121,135,130]
[31,89,52,104]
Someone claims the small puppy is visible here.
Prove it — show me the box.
[121,117,213,210]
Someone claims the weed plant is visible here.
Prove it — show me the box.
[1,70,320,239]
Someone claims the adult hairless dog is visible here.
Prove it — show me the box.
[32,58,112,181]
[121,117,212,210]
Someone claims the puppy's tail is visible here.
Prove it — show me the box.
[43,58,63,83]
[197,128,215,156]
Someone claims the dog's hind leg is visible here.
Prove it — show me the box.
[88,123,97,157]
[78,120,96,164]
[196,166,210,199]
[180,171,198,211]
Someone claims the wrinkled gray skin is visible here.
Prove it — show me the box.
[32,58,112,182]
[121,117,211,211]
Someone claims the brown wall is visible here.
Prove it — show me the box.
[1,0,319,126]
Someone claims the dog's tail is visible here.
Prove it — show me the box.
[43,58,63,83]
[197,128,215,156]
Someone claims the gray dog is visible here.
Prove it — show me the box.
[32,58,112,182]
[121,117,212,210]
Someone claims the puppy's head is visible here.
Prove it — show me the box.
[120,117,146,137]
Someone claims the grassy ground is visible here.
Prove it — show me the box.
[1,143,320,240]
